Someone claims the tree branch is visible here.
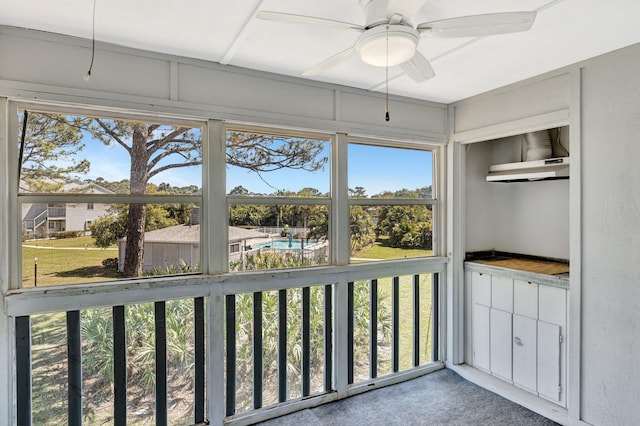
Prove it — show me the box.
[147,160,202,179]
[94,118,131,153]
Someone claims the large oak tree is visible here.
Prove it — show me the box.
[21,112,327,277]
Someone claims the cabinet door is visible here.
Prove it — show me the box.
[472,272,491,307]
[491,275,513,312]
[514,279,538,319]
[538,321,561,402]
[473,304,491,373]
[490,308,512,381]
[512,314,537,393]
[539,286,566,327]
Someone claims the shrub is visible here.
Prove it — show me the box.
[101,257,119,270]
[51,230,84,239]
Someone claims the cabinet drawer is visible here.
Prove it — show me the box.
[539,285,566,326]
[472,271,491,307]
[514,279,538,318]
[491,275,513,312]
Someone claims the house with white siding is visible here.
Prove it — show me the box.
[21,181,114,236]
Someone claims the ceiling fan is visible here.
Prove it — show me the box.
[256,0,537,83]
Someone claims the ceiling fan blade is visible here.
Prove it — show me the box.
[303,47,357,76]
[400,51,435,82]
[417,11,536,38]
[256,11,364,31]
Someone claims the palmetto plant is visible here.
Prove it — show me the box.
[81,300,195,398]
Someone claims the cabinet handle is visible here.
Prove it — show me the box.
[514,337,523,346]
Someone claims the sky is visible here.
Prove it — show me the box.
[27,118,433,196]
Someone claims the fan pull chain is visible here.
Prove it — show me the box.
[84,0,97,81]
[385,26,390,122]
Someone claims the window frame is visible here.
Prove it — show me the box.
[11,101,206,289]
[224,123,334,272]
[7,101,444,289]
[346,136,441,261]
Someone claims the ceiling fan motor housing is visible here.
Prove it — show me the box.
[356,25,419,67]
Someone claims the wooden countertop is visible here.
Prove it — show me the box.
[471,257,569,276]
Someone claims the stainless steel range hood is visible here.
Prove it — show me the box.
[486,157,570,182]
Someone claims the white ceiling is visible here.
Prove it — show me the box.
[2,0,640,103]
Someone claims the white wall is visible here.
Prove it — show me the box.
[579,44,640,425]
[456,41,640,425]
[465,137,570,260]
[0,26,447,144]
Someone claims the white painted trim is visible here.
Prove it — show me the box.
[169,61,178,101]
[446,133,466,365]
[227,196,331,206]
[348,198,436,206]
[346,362,445,397]
[208,120,228,274]
[333,277,349,399]
[224,392,338,426]
[567,67,582,422]
[453,109,570,144]
[0,97,9,294]
[6,279,211,316]
[347,134,447,148]
[8,103,20,291]
[333,133,349,266]
[451,364,569,425]
[1,78,448,143]
[0,308,14,426]
[13,99,205,128]
[0,97,16,425]
[208,288,225,426]
[18,194,202,204]
[5,259,447,316]
[225,123,333,142]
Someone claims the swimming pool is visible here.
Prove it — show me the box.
[253,239,318,250]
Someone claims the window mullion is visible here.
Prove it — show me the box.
[206,119,227,274]
[333,133,349,266]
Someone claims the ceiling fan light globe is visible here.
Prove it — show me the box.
[356,25,418,67]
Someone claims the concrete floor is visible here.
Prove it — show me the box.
[258,369,559,426]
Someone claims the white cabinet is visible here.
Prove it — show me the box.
[538,321,562,403]
[469,268,567,407]
[472,271,492,373]
[491,275,513,312]
[472,304,491,373]
[512,314,537,392]
[490,308,512,381]
[514,279,537,318]
[472,271,491,306]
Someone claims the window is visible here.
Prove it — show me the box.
[348,142,436,263]
[14,104,440,285]
[226,127,331,271]
[18,108,203,287]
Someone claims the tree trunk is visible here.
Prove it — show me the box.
[123,203,147,277]
[122,124,150,277]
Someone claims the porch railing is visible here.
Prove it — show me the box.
[8,259,445,425]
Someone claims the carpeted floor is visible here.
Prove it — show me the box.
[258,369,559,426]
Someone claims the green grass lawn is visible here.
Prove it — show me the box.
[22,236,120,287]
[351,237,433,261]
[24,235,117,249]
